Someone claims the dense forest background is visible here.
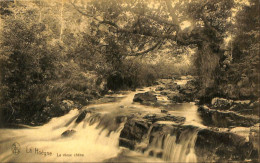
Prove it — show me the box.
[0,0,259,125]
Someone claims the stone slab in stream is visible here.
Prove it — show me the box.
[133,92,157,104]
[198,105,260,127]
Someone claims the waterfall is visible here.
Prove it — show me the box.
[0,105,201,162]
[1,83,256,162]
[0,109,127,162]
[144,126,199,162]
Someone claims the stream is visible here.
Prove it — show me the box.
[0,78,258,162]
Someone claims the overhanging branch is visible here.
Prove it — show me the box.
[70,0,201,55]
[129,40,163,56]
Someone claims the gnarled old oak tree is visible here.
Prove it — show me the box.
[1,0,258,125]
[71,0,235,97]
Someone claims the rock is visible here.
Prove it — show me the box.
[75,110,90,123]
[161,109,168,114]
[119,111,258,162]
[181,80,197,91]
[179,89,195,102]
[133,92,157,104]
[154,115,185,123]
[198,105,259,127]
[165,82,178,91]
[119,118,150,150]
[144,124,199,161]
[143,114,156,119]
[167,92,185,103]
[195,129,255,162]
[119,138,136,150]
[211,97,233,109]
[165,80,197,103]
[155,86,165,91]
[61,130,76,137]
[160,91,169,96]
[179,89,193,95]
[229,101,257,116]
[143,114,185,123]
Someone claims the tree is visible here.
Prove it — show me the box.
[216,0,260,99]
[0,2,58,123]
[71,0,235,93]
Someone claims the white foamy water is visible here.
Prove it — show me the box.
[0,83,204,162]
[162,130,198,162]
[143,125,199,163]
[0,109,125,162]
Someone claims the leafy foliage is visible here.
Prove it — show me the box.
[0,0,258,125]
[215,0,260,99]
[0,6,58,123]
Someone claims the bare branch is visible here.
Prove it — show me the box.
[129,40,163,56]
[99,20,119,28]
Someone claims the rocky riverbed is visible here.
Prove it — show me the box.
[0,77,259,162]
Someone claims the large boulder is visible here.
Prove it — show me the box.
[167,92,186,103]
[198,106,259,127]
[119,118,151,150]
[211,97,233,110]
[195,129,256,162]
[133,92,157,104]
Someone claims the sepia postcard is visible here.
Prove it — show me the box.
[0,0,259,162]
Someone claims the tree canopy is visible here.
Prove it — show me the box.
[0,0,258,124]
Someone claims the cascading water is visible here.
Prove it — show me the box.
[0,85,203,162]
[0,109,127,162]
[162,130,198,162]
[143,125,199,163]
